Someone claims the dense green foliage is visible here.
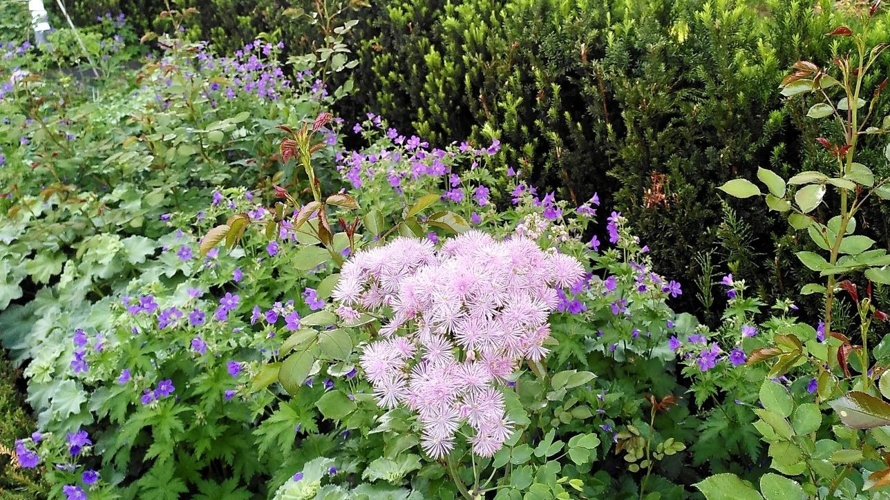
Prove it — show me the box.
[4,1,890,499]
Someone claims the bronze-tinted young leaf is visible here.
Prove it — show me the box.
[326,193,360,210]
[294,201,322,231]
[199,224,230,257]
[226,213,250,249]
[747,347,783,366]
[837,344,857,378]
[768,353,802,378]
[830,391,890,429]
[837,280,859,302]
[827,26,853,36]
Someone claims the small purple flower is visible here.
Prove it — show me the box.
[729,348,746,366]
[265,309,280,324]
[285,311,300,331]
[191,337,207,355]
[187,287,202,298]
[302,288,325,310]
[741,325,757,338]
[141,390,156,405]
[668,336,681,351]
[346,368,357,379]
[807,378,818,394]
[227,361,242,377]
[31,432,42,443]
[687,334,706,344]
[698,344,721,372]
[82,469,99,485]
[177,245,193,262]
[15,440,39,468]
[589,235,600,252]
[63,485,87,500]
[471,212,482,224]
[816,320,825,342]
[328,466,338,475]
[662,280,682,298]
[220,292,239,311]
[603,276,617,293]
[267,240,279,257]
[212,190,224,206]
[118,369,131,385]
[156,379,175,398]
[721,274,734,287]
[292,472,304,482]
[73,329,88,347]
[189,309,205,326]
[71,350,88,374]
[67,430,91,456]
[233,268,244,282]
[323,379,334,391]
[727,289,737,299]
[160,213,172,222]
[251,305,262,325]
[224,389,236,401]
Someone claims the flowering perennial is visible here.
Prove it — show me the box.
[333,231,585,458]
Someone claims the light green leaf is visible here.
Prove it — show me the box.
[865,266,890,285]
[251,362,282,392]
[788,213,814,230]
[24,252,66,284]
[718,179,761,199]
[406,193,441,217]
[796,251,830,272]
[363,209,385,236]
[301,311,338,327]
[760,473,805,500]
[788,171,828,185]
[806,103,834,119]
[122,236,157,265]
[791,404,821,435]
[838,235,875,255]
[754,409,794,440]
[837,97,866,110]
[876,184,890,200]
[292,246,331,271]
[844,163,874,187]
[827,178,857,191]
[800,283,826,295]
[830,449,864,464]
[765,194,791,212]
[794,184,826,213]
[318,329,353,360]
[316,390,356,421]
[780,80,814,97]
[806,225,832,251]
[880,371,890,401]
[760,381,793,417]
[316,274,340,299]
[694,473,762,500]
[279,350,315,395]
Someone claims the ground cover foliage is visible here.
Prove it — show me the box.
[2,1,890,499]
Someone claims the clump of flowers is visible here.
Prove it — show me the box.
[332,231,585,458]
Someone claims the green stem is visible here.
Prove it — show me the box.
[445,454,473,500]
[639,404,657,500]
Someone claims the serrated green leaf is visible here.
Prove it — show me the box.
[718,179,761,198]
[791,403,821,435]
[788,171,828,185]
[866,266,890,285]
[694,473,762,500]
[279,350,315,395]
[765,194,791,212]
[406,193,440,217]
[806,103,834,119]
[844,163,874,187]
[316,390,356,420]
[318,328,353,360]
[838,235,875,255]
[795,184,826,213]
[796,251,830,271]
[760,473,805,500]
[760,381,793,417]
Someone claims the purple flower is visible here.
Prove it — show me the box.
[156,379,175,398]
[698,344,721,372]
[189,309,205,326]
[603,276,617,293]
[233,268,244,282]
[302,288,325,310]
[14,440,39,468]
[118,369,131,384]
[73,329,88,347]
[177,245,193,262]
[589,235,600,252]
[816,321,825,342]
[328,466,338,475]
[141,390,156,405]
[227,361,242,377]
[265,308,279,324]
[71,350,88,374]
[62,485,87,500]
[292,472,304,482]
[139,295,158,314]
[807,378,818,394]
[687,334,706,344]
[160,213,172,221]
[67,430,91,456]
[721,274,734,287]
[187,287,202,298]
[82,469,99,485]
[251,305,261,324]
[224,389,236,401]
[191,337,207,355]
[220,293,239,311]
[267,240,279,257]
[727,289,737,299]
[729,348,746,366]
[427,232,439,244]
[31,432,42,442]
[285,311,300,331]
[668,336,681,351]
[471,212,482,224]
[212,190,224,206]
[346,368,357,379]
[157,307,183,329]
[741,325,757,337]
[473,185,490,206]
[323,379,334,391]
[662,280,682,297]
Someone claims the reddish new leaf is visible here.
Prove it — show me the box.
[828,26,853,37]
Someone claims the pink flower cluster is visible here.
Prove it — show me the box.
[332,231,585,458]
